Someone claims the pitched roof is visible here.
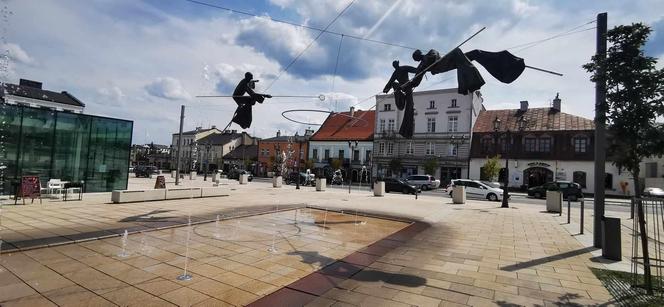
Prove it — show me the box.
[173,127,222,136]
[473,107,595,133]
[224,144,258,160]
[198,132,242,145]
[310,110,375,141]
[1,82,85,107]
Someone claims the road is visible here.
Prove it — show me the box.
[252,177,633,213]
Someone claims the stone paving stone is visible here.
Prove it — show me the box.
[160,286,210,306]
[0,294,57,307]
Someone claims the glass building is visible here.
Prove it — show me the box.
[0,103,133,195]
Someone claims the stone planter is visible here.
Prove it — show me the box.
[239,174,249,184]
[316,178,326,191]
[171,170,176,178]
[374,181,385,196]
[273,176,282,188]
[452,186,466,204]
[546,190,562,213]
[189,171,196,180]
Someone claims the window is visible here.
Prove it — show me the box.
[447,116,458,132]
[384,104,392,111]
[539,137,551,152]
[427,117,436,132]
[429,100,436,109]
[353,150,360,161]
[366,150,372,162]
[406,142,413,155]
[338,150,345,159]
[574,137,588,153]
[312,149,318,161]
[448,144,458,156]
[481,137,492,153]
[379,143,385,154]
[388,119,395,131]
[425,142,435,155]
[605,173,613,190]
[573,171,587,188]
[387,143,394,155]
[324,149,330,160]
[524,137,537,152]
[379,119,385,133]
[646,162,658,178]
[450,99,457,108]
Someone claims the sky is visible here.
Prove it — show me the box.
[3,0,664,144]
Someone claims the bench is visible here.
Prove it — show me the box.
[165,187,202,199]
[112,189,166,203]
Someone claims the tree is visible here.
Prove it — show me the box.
[423,158,438,176]
[272,151,285,177]
[330,158,342,171]
[389,158,402,177]
[481,155,501,182]
[583,23,664,197]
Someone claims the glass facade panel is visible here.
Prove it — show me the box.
[0,103,133,195]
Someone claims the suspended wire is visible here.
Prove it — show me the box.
[264,0,355,92]
[506,19,596,50]
[183,0,418,50]
[331,34,344,93]
[513,27,596,53]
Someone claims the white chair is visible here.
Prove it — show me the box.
[47,179,65,198]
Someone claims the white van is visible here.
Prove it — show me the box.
[446,179,506,201]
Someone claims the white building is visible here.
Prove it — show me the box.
[373,88,483,184]
[170,126,223,171]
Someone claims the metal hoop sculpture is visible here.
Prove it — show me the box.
[281,109,369,127]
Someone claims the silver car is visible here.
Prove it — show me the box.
[405,175,441,191]
[644,187,664,198]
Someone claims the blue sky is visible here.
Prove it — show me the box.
[4,0,664,144]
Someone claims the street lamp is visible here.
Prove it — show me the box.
[348,140,358,194]
[203,142,211,181]
[493,116,527,208]
[296,137,303,190]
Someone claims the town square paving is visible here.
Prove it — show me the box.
[0,177,620,306]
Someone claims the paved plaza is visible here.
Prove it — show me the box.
[0,177,627,306]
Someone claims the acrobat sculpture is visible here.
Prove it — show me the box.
[232,72,272,129]
[386,48,526,138]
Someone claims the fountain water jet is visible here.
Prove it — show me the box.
[214,214,221,239]
[177,215,193,281]
[118,230,129,257]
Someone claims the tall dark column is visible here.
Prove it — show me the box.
[593,12,607,248]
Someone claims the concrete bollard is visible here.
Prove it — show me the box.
[273,176,282,188]
[546,190,562,213]
[452,186,466,204]
[239,174,249,184]
[213,173,220,183]
[373,181,385,196]
[316,178,326,191]
[190,171,196,180]
[171,170,176,178]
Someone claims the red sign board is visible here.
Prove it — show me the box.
[20,176,41,200]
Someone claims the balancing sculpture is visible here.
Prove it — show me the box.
[386,48,527,138]
[231,72,272,129]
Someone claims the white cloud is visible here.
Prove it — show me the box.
[145,77,190,100]
[3,43,33,65]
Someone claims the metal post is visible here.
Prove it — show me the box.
[593,12,608,248]
[580,199,584,234]
[175,105,185,186]
[501,130,510,208]
[567,199,571,223]
[296,139,301,190]
[636,198,653,294]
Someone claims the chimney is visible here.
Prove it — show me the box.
[519,100,528,112]
[195,126,202,132]
[19,79,42,89]
[349,106,355,117]
[304,127,314,137]
[276,130,281,137]
[211,125,216,129]
[552,93,561,112]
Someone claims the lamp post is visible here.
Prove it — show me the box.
[348,141,358,194]
[203,142,211,181]
[492,116,527,208]
[296,137,303,190]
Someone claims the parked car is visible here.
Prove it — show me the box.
[383,178,420,195]
[446,179,506,201]
[527,181,583,201]
[404,175,440,191]
[644,187,664,198]
[227,169,253,181]
[134,165,157,178]
[285,172,315,186]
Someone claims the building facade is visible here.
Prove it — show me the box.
[194,130,257,173]
[469,98,634,196]
[373,88,483,185]
[258,130,311,177]
[0,80,132,194]
[170,126,223,171]
[308,108,375,182]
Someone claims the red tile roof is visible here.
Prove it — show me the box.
[310,110,375,141]
[473,107,594,133]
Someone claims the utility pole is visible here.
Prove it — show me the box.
[175,105,185,186]
[593,12,607,248]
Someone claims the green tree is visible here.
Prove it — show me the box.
[423,158,438,175]
[481,155,501,182]
[389,158,402,177]
[583,23,664,197]
[330,158,342,170]
[272,152,284,177]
